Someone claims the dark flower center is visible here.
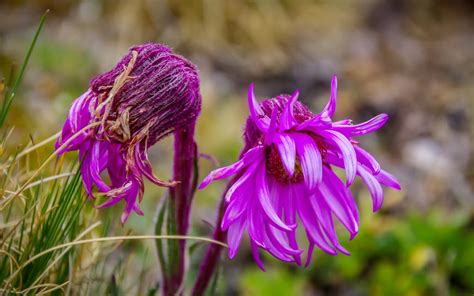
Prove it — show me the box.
[266,145,304,184]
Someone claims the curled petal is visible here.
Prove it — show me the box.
[87,141,111,193]
[227,218,247,259]
[248,203,266,248]
[200,146,264,189]
[357,164,384,211]
[275,134,296,176]
[256,165,293,231]
[319,74,337,119]
[375,169,401,190]
[264,109,278,145]
[293,133,322,190]
[355,146,381,174]
[265,224,302,256]
[296,114,332,131]
[317,130,357,186]
[279,90,299,131]
[263,226,296,262]
[295,185,337,255]
[56,91,95,153]
[134,144,176,187]
[320,167,359,237]
[311,192,350,255]
[248,83,270,131]
[221,186,248,230]
[224,160,260,202]
[282,185,302,265]
[251,242,266,271]
[332,114,389,137]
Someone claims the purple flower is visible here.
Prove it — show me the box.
[199,75,400,269]
[56,43,201,223]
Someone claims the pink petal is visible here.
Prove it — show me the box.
[248,83,270,131]
[264,109,278,145]
[311,192,350,255]
[224,161,260,202]
[355,146,381,174]
[282,185,302,265]
[200,146,264,189]
[256,165,293,231]
[275,133,296,176]
[318,130,357,186]
[333,114,389,137]
[295,186,337,255]
[251,242,266,271]
[279,90,299,131]
[320,167,359,237]
[248,204,266,248]
[320,74,337,119]
[221,186,248,230]
[293,133,322,191]
[375,169,401,190]
[89,141,111,192]
[227,218,247,259]
[357,164,384,212]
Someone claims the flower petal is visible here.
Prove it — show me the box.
[295,185,337,255]
[296,114,332,131]
[279,90,299,131]
[248,83,270,131]
[355,146,381,174]
[311,191,350,255]
[319,167,359,237]
[332,114,389,137]
[256,165,293,231]
[320,74,337,119]
[265,224,302,256]
[357,164,384,211]
[293,133,322,190]
[251,242,266,271]
[134,144,176,187]
[317,130,357,186]
[282,184,302,265]
[89,141,111,192]
[227,217,247,259]
[375,169,401,190]
[221,186,248,230]
[224,160,260,202]
[275,133,296,176]
[264,109,278,145]
[248,203,266,248]
[200,146,264,189]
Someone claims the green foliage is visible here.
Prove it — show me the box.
[240,268,306,295]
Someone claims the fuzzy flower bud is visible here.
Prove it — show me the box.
[56,43,201,223]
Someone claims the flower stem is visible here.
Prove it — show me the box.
[191,179,235,296]
[161,123,198,295]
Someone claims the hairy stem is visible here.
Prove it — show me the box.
[191,178,236,296]
[161,123,198,295]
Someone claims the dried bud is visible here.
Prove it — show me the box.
[56,43,201,223]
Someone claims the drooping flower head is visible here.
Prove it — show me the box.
[56,43,201,223]
[200,75,400,269]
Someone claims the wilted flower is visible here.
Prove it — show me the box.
[56,43,201,223]
[199,75,400,269]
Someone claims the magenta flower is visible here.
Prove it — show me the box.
[199,75,400,269]
[56,43,201,223]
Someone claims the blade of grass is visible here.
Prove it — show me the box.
[0,10,49,127]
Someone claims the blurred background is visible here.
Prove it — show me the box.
[0,0,473,295]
